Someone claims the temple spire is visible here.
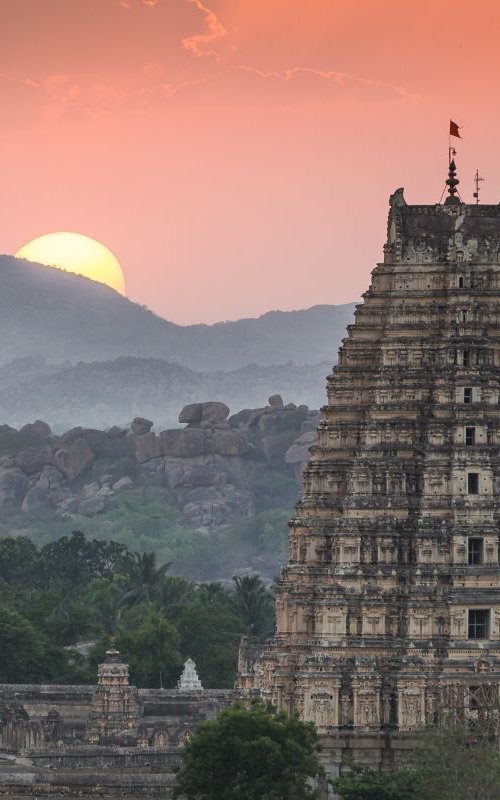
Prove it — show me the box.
[444,158,462,205]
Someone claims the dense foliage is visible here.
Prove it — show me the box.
[332,762,419,800]
[333,723,500,800]
[0,532,275,687]
[173,700,322,800]
[0,489,290,582]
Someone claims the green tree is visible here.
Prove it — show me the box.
[333,722,500,800]
[332,761,420,800]
[0,604,67,682]
[39,531,129,590]
[114,608,181,688]
[173,700,322,800]
[413,722,500,800]
[231,575,274,638]
[0,536,39,587]
[119,551,171,613]
[172,599,242,688]
[159,575,196,608]
[83,575,127,636]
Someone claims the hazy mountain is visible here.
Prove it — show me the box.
[0,356,332,430]
[0,255,355,371]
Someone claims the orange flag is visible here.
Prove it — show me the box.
[450,120,462,138]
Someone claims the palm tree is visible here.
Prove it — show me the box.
[231,575,275,638]
[118,552,171,614]
[159,575,196,608]
[197,582,230,607]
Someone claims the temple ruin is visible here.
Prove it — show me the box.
[238,163,500,781]
[0,650,234,796]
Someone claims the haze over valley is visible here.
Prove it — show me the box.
[0,255,355,428]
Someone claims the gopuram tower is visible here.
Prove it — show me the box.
[238,162,500,773]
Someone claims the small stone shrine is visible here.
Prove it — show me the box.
[86,648,140,743]
[238,160,500,779]
[177,658,203,691]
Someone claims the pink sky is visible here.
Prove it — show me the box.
[1,0,500,323]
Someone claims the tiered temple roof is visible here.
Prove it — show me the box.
[238,172,500,774]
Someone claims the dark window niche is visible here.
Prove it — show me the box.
[468,538,483,565]
[465,427,476,446]
[468,609,489,640]
[464,387,473,404]
[468,473,479,495]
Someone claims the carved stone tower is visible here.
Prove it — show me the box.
[238,168,500,773]
[86,649,140,743]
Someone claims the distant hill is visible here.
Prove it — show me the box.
[0,255,355,371]
[0,356,332,430]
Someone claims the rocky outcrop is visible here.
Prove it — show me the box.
[285,429,319,481]
[131,417,153,436]
[0,397,318,527]
[178,403,203,425]
[0,465,30,513]
[53,438,95,481]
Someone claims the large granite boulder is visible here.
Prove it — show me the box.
[16,446,53,476]
[201,402,230,425]
[285,431,317,464]
[268,394,284,409]
[131,417,153,436]
[19,420,52,439]
[21,486,53,514]
[113,476,134,492]
[54,427,127,459]
[0,425,17,438]
[54,427,85,448]
[53,438,95,481]
[228,409,254,428]
[212,430,248,456]
[134,433,162,463]
[36,465,64,492]
[160,428,207,458]
[179,463,225,489]
[0,467,30,512]
[179,403,204,425]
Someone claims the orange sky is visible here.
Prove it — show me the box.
[1,0,500,323]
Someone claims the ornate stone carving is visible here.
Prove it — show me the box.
[86,650,139,744]
[236,182,500,769]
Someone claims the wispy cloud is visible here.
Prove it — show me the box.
[234,65,419,101]
[177,1,416,101]
[117,0,159,8]
[182,0,227,62]
[0,72,39,89]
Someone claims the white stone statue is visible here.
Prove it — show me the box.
[177,658,203,691]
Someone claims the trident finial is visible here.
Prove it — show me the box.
[444,159,461,205]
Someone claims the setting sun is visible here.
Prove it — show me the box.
[15,232,126,294]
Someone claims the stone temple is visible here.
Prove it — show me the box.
[238,162,500,780]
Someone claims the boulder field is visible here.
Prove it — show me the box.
[0,397,319,530]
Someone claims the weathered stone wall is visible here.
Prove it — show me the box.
[0,683,237,798]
